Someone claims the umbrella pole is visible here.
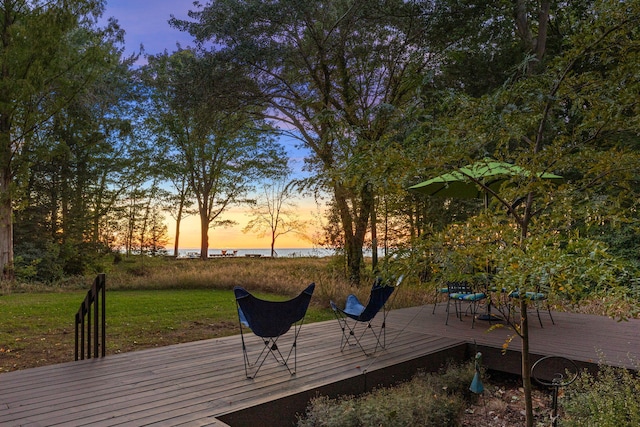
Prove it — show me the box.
[479,195,502,322]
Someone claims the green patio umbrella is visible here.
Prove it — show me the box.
[408,158,563,206]
[409,158,563,321]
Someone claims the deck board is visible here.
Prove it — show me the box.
[1,304,639,426]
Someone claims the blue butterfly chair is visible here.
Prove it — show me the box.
[234,283,315,379]
[330,276,403,356]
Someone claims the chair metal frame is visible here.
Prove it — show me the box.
[330,276,403,356]
[507,287,555,327]
[445,281,487,329]
[432,285,450,314]
[234,283,315,379]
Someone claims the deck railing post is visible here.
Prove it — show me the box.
[86,293,92,359]
[74,312,79,360]
[74,273,106,361]
[100,274,106,357]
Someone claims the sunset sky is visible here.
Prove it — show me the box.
[103,1,321,250]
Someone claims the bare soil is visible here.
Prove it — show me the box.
[463,371,554,427]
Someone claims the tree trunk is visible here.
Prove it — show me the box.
[371,198,378,273]
[173,215,182,258]
[514,2,550,419]
[271,228,276,257]
[199,208,209,260]
[0,164,13,280]
[520,299,534,427]
[345,236,363,285]
[333,182,362,285]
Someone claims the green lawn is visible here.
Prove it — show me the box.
[0,289,334,372]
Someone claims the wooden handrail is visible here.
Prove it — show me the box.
[74,273,106,360]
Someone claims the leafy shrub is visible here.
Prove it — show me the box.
[561,361,640,427]
[297,362,476,427]
[14,241,64,282]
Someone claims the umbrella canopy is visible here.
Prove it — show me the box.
[408,158,563,200]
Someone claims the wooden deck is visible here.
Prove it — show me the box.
[1,304,638,426]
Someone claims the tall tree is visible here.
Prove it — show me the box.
[143,50,287,259]
[0,0,120,278]
[175,0,432,284]
[14,49,146,276]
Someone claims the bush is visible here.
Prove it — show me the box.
[14,241,64,282]
[297,362,476,427]
[561,360,640,427]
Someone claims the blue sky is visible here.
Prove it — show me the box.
[103,0,197,62]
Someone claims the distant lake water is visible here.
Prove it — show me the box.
[172,248,336,258]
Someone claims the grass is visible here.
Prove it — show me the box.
[1,255,425,373]
[0,286,335,373]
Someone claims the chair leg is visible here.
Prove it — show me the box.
[471,301,477,329]
[333,308,390,356]
[531,298,555,328]
[536,306,544,328]
[543,298,555,325]
[445,298,451,325]
[454,299,464,321]
[547,304,555,325]
[446,298,459,325]
[240,328,300,379]
[334,313,368,355]
[432,289,439,314]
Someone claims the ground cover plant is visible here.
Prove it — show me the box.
[561,360,640,427]
[297,362,477,427]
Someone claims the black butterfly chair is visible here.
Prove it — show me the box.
[234,283,315,379]
[330,276,403,356]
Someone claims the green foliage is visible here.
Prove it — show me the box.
[13,239,116,282]
[14,241,64,283]
[297,362,475,427]
[12,256,39,282]
[561,361,640,427]
[593,222,640,267]
[0,0,128,277]
[399,208,640,320]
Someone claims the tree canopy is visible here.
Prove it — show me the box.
[3,2,639,425]
[4,0,639,303]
